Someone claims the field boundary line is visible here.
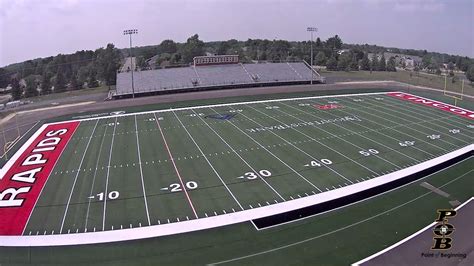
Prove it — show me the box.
[60,120,99,233]
[352,196,474,266]
[134,115,152,226]
[0,145,471,246]
[45,92,398,125]
[154,113,199,218]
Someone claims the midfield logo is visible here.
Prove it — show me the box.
[432,209,457,250]
[205,113,237,120]
[314,104,343,110]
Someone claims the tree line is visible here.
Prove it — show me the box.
[1,34,473,100]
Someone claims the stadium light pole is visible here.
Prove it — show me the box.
[123,29,138,98]
[307,27,318,84]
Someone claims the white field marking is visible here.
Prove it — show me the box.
[317,98,439,158]
[42,92,396,127]
[191,109,285,201]
[102,117,118,231]
[0,120,40,159]
[380,93,474,131]
[335,97,452,154]
[280,101,411,166]
[172,110,245,211]
[21,123,81,235]
[134,115,151,226]
[154,112,199,219]
[60,120,99,234]
[249,103,378,176]
[0,123,48,180]
[210,106,325,191]
[352,196,474,266]
[368,96,472,143]
[239,106,353,187]
[209,171,474,266]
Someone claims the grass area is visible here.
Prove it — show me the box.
[321,70,474,96]
[25,85,111,103]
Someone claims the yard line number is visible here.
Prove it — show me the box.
[359,149,379,157]
[238,170,272,180]
[90,191,120,201]
[306,159,332,167]
[167,181,198,192]
[399,140,415,147]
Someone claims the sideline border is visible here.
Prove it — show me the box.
[0,91,472,246]
[352,197,474,266]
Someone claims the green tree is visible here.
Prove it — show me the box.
[326,35,343,50]
[466,65,474,82]
[359,53,370,70]
[10,77,22,100]
[88,68,99,88]
[54,69,67,93]
[181,34,205,63]
[326,56,338,71]
[386,57,397,72]
[217,41,230,55]
[370,54,379,71]
[315,37,322,47]
[95,43,121,86]
[314,51,327,66]
[70,74,81,90]
[0,68,9,88]
[41,72,52,94]
[337,53,352,71]
[378,54,386,71]
[24,76,39,97]
[159,40,177,54]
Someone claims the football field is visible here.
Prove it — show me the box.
[1,91,472,244]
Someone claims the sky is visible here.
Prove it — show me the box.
[0,0,473,67]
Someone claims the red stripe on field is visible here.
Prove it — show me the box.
[387,92,474,120]
[0,121,79,235]
[154,113,199,218]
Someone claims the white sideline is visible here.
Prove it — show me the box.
[351,196,474,266]
[0,91,472,246]
[0,144,471,246]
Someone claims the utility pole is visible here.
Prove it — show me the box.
[123,29,138,98]
[307,27,318,84]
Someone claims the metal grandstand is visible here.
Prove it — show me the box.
[113,60,324,98]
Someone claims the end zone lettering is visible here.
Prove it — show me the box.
[0,122,79,235]
[387,92,474,120]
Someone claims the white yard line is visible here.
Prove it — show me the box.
[192,109,286,201]
[247,104,379,175]
[102,117,118,231]
[60,120,99,233]
[154,113,199,219]
[210,107,326,192]
[352,196,474,266]
[335,97,458,153]
[84,121,109,231]
[280,101,413,166]
[172,110,245,211]
[134,115,151,226]
[1,144,471,246]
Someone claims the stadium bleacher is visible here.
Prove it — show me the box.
[115,61,322,97]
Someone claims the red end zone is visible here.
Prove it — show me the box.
[0,121,79,235]
[387,92,474,120]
